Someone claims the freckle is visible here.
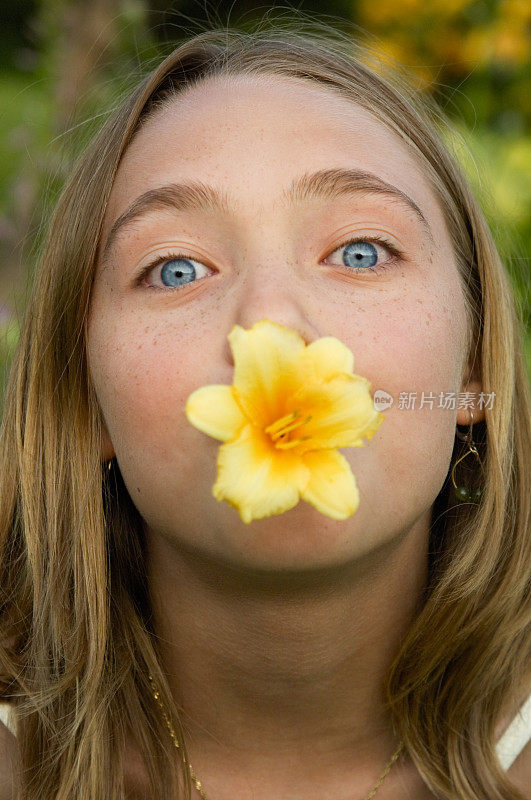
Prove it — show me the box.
[136,487,141,493]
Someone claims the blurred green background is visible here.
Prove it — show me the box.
[0,0,529,401]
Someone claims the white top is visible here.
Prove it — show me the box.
[1,694,530,772]
[495,692,531,771]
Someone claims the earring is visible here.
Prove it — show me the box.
[102,460,113,528]
[451,411,483,503]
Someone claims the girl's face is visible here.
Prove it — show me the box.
[87,74,480,570]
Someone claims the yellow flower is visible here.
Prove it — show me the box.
[185,319,384,524]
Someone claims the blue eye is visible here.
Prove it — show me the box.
[139,253,213,289]
[343,241,378,269]
[325,236,400,274]
[160,258,196,287]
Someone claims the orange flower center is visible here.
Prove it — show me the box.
[264,409,313,450]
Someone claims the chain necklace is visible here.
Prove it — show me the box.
[148,673,404,800]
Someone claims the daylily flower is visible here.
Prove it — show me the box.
[185,319,384,524]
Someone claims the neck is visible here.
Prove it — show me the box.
[146,512,431,797]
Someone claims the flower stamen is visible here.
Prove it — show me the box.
[274,435,313,450]
[265,410,300,437]
[265,409,313,448]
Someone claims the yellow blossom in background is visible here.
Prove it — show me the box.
[185,319,384,524]
[358,0,424,25]
[356,0,531,85]
[492,23,529,65]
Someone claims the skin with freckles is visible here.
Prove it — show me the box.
[87,74,485,799]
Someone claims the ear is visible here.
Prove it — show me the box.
[456,353,485,426]
[100,423,116,463]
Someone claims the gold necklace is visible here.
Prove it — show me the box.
[148,673,404,800]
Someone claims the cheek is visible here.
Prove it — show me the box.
[87,315,219,474]
[337,282,467,514]
[87,315,229,533]
[349,270,467,394]
[377,297,463,391]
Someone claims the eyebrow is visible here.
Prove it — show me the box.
[101,167,433,262]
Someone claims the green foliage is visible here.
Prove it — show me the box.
[446,124,530,325]
[0,72,51,209]
[0,317,20,407]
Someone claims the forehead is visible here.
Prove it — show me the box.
[103,73,445,245]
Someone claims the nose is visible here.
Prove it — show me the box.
[223,258,322,368]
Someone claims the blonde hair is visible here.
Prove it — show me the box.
[0,17,529,800]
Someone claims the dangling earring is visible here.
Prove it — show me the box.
[451,411,483,503]
[102,459,113,528]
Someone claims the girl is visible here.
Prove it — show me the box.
[0,18,529,800]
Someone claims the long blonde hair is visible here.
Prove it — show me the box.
[0,17,529,800]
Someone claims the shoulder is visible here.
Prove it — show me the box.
[0,718,17,800]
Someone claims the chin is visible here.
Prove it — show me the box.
[194,500,378,576]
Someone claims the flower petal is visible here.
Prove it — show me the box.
[300,449,359,520]
[289,375,384,453]
[212,423,311,523]
[185,385,247,442]
[228,319,308,428]
[303,336,354,381]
